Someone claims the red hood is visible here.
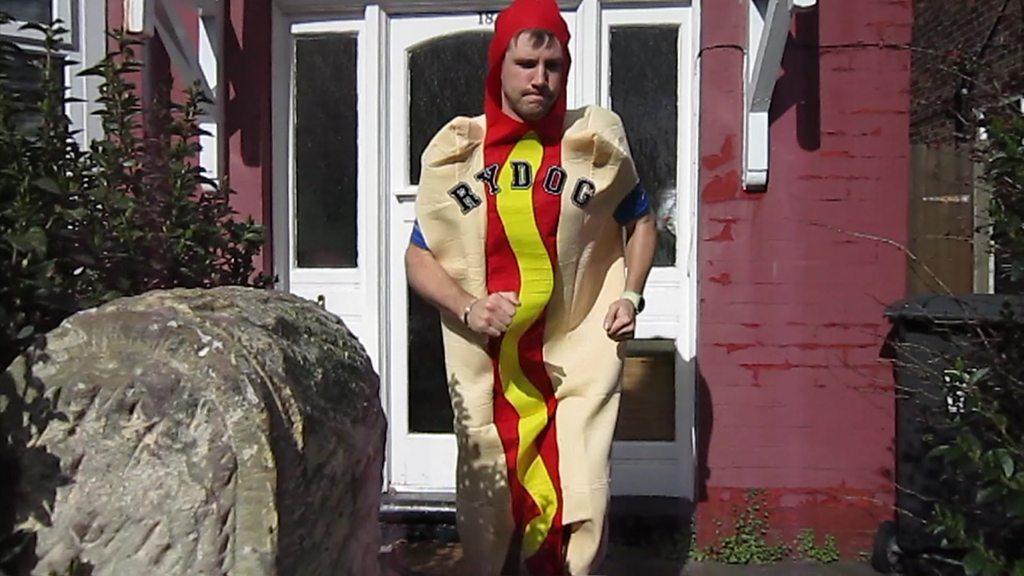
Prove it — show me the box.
[484,0,571,147]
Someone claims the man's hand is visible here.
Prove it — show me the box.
[467,292,521,337]
[603,299,637,341]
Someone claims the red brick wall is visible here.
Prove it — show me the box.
[912,0,1024,145]
[696,0,911,554]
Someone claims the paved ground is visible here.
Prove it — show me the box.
[380,540,880,576]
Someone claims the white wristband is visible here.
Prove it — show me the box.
[621,290,643,312]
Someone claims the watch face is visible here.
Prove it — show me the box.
[637,297,645,313]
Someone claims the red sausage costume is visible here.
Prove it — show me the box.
[414,0,638,572]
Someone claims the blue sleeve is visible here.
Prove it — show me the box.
[410,220,429,250]
[614,183,652,225]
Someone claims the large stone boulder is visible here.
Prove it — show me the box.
[0,287,386,576]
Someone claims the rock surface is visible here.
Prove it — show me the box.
[0,287,386,576]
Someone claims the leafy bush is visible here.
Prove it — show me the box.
[986,110,1024,285]
[0,17,268,369]
[923,341,1024,575]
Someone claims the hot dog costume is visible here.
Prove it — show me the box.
[413,1,639,573]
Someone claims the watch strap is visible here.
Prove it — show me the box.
[621,290,644,313]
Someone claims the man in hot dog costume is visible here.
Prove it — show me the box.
[405,0,657,572]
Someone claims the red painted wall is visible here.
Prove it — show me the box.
[696,0,911,554]
[106,0,274,275]
[225,0,274,275]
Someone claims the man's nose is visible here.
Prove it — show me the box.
[530,66,549,87]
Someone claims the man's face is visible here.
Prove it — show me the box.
[500,33,565,122]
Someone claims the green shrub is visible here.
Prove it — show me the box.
[0,17,268,369]
[925,350,1024,575]
[986,110,1024,285]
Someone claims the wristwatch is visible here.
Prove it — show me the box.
[621,290,645,313]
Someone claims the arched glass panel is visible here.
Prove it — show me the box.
[407,31,491,433]
[408,31,492,185]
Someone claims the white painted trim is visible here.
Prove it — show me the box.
[124,0,152,34]
[150,1,214,98]
[72,0,105,145]
[575,0,601,107]
[291,20,362,34]
[276,0,687,16]
[198,11,223,181]
[685,0,702,503]
[271,4,292,292]
[744,0,798,189]
[357,7,383,369]
[365,1,392,495]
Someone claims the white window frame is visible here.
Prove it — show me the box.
[1,0,107,144]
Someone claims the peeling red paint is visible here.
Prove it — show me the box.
[715,343,756,354]
[851,108,909,115]
[701,170,741,203]
[822,322,884,329]
[707,222,734,242]
[821,150,854,158]
[798,174,877,181]
[701,135,737,171]
[708,272,733,285]
[783,343,878,351]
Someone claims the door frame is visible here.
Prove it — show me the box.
[270,0,703,499]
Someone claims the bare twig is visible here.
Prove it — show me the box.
[803,220,955,295]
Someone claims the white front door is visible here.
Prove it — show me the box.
[385,12,578,491]
[274,1,697,498]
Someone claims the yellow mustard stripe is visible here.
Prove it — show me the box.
[495,133,559,557]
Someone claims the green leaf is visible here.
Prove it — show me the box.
[928,444,952,460]
[7,227,47,254]
[963,551,988,576]
[995,450,1015,479]
[968,367,991,384]
[976,485,1002,505]
[1009,494,1024,517]
[32,177,61,195]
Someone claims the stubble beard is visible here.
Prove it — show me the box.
[508,91,555,122]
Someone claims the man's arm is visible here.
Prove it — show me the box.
[604,211,657,341]
[405,243,519,338]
